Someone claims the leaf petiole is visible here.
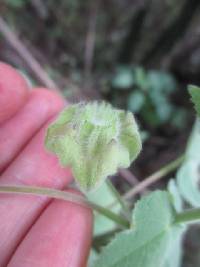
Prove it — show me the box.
[175,208,200,224]
[106,179,131,219]
[0,185,130,229]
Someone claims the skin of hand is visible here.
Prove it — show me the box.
[0,62,93,267]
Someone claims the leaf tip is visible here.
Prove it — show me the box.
[188,84,200,117]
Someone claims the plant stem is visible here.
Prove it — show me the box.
[123,154,185,200]
[175,208,200,224]
[0,185,129,229]
[106,180,131,219]
[91,202,129,228]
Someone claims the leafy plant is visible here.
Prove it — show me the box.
[111,66,187,128]
[1,85,200,266]
[112,66,135,90]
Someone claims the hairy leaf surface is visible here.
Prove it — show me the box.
[45,102,141,192]
[188,85,200,117]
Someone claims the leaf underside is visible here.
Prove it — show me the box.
[45,102,142,192]
[177,120,200,207]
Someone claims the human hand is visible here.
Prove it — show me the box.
[0,62,93,267]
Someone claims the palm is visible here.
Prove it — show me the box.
[0,63,92,267]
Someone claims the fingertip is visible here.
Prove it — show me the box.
[0,62,28,124]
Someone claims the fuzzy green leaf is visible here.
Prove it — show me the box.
[94,191,185,267]
[177,120,200,207]
[188,85,200,117]
[45,102,142,192]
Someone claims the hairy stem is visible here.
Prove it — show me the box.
[0,185,129,228]
[175,208,200,224]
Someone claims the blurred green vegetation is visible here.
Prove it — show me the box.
[111,66,187,129]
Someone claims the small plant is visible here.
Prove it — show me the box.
[111,66,187,129]
[1,85,200,266]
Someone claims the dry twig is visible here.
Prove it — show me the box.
[123,155,184,200]
[84,0,99,86]
[119,169,140,186]
[0,16,91,101]
[0,16,59,91]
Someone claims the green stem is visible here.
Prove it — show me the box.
[0,185,129,229]
[91,202,129,228]
[175,208,200,224]
[106,180,130,218]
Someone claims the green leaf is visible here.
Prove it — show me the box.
[88,181,120,236]
[188,85,200,117]
[45,102,142,192]
[147,71,176,123]
[139,70,177,126]
[168,179,182,212]
[94,191,185,267]
[127,90,145,112]
[177,160,200,207]
[163,234,183,267]
[147,71,176,94]
[165,180,184,267]
[112,66,135,90]
[177,120,200,207]
[155,100,173,123]
[134,67,148,90]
